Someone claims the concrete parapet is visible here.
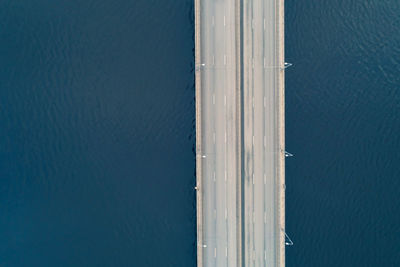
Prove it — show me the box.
[277,0,286,266]
[195,0,203,266]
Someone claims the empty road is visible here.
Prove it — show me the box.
[196,0,285,266]
[196,0,241,266]
[242,0,285,266]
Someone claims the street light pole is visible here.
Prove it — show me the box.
[196,63,206,71]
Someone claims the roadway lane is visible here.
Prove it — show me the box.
[243,0,282,266]
[199,0,240,266]
[263,1,279,266]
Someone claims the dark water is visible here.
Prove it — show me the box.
[285,0,400,266]
[0,0,196,266]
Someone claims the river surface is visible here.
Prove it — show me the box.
[1,0,399,266]
[285,0,400,266]
[0,0,196,266]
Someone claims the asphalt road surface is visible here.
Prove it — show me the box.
[243,0,281,266]
[199,0,240,266]
[198,0,283,266]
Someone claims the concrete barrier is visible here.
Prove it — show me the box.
[195,0,203,266]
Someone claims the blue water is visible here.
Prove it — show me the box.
[0,0,196,266]
[285,0,400,266]
[1,0,399,266]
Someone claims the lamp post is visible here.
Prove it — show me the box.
[196,63,206,71]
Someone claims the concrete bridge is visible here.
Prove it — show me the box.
[195,0,286,266]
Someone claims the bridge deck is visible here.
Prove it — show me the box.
[242,0,285,266]
[195,0,285,266]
